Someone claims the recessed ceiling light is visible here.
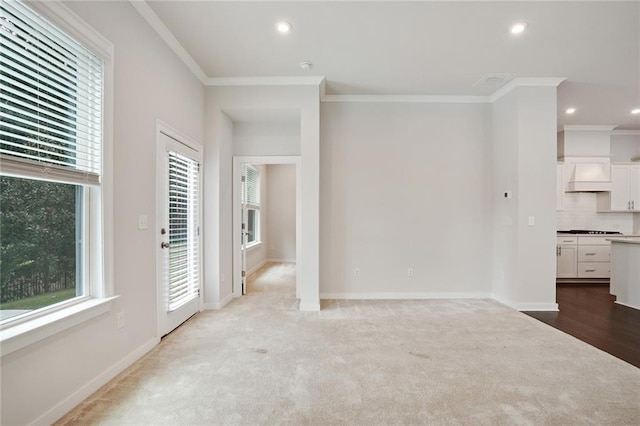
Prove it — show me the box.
[632,108,640,115]
[566,108,576,114]
[510,22,528,35]
[276,21,292,33]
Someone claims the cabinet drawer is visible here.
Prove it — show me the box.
[577,262,610,278]
[557,236,577,245]
[577,236,611,245]
[578,245,610,262]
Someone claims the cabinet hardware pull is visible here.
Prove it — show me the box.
[585,269,596,272]
[563,240,573,243]
[585,253,596,256]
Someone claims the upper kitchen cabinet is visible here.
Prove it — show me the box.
[597,164,640,212]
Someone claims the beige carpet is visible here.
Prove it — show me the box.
[57,262,640,425]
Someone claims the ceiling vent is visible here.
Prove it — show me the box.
[473,73,516,88]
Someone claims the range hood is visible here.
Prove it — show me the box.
[559,126,616,193]
[566,162,612,192]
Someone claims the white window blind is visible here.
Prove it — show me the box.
[168,151,200,311]
[244,164,259,207]
[0,0,103,184]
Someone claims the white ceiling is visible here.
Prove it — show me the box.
[145,1,640,130]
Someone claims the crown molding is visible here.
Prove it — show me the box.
[205,76,325,87]
[611,130,640,136]
[130,1,208,84]
[563,125,618,132]
[321,95,490,103]
[489,77,566,102]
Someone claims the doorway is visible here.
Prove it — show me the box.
[233,157,300,299]
[156,124,203,337]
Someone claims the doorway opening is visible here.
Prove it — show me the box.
[233,157,300,300]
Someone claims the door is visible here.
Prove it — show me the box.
[157,131,202,337]
[557,244,578,278]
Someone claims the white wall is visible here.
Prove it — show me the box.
[492,85,558,310]
[267,164,297,262]
[610,133,640,162]
[233,122,300,156]
[320,102,493,297]
[0,2,204,425]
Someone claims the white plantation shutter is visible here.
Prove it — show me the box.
[0,0,103,184]
[168,151,200,311]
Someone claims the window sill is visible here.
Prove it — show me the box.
[0,296,119,357]
[245,241,263,252]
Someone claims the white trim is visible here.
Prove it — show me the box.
[0,297,118,357]
[492,295,559,312]
[615,300,640,310]
[563,125,618,132]
[206,76,325,87]
[247,259,268,277]
[267,258,296,263]
[33,337,159,426]
[612,130,640,136]
[202,293,234,310]
[299,302,320,312]
[26,0,113,61]
[489,77,566,102]
[321,94,490,103]
[320,292,493,300]
[129,1,208,84]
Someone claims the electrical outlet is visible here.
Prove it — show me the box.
[117,311,125,329]
[137,214,148,230]
[354,268,360,277]
[408,268,414,277]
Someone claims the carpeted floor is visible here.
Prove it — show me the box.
[57,262,640,425]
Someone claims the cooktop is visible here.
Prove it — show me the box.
[557,230,623,235]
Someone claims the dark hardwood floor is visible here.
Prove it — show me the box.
[524,284,640,369]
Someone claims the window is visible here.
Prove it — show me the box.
[243,165,260,247]
[0,0,108,327]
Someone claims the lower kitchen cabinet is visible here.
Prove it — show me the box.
[556,236,612,279]
[556,236,578,278]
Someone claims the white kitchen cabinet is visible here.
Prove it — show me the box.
[576,236,611,279]
[556,236,578,278]
[556,164,564,211]
[597,164,640,212]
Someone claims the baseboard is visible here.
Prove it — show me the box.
[34,337,159,425]
[202,292,234,310]
[247,259,268,276]
[492,295,559,312]
[614,300,640,310]
[266,258,296,263]
[320,292,493,300]
[299,301,320,311]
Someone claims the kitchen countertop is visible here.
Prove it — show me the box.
[606,237,640,245]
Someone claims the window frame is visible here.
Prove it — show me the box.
[244,164,261,250]
[0,0,115,357]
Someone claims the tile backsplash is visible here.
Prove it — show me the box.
[557,192,635,234]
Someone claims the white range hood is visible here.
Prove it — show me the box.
[559,125,616,193]
[566,161,612,192]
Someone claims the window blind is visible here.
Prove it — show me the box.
[245,164,259,207]
[0,0,103,184]
[168,151,200,311]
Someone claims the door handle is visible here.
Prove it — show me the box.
[161,242,170,249]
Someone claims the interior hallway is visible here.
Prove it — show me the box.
[56,266,640,424]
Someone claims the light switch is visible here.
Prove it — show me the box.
[138,214,149,230]
[528,216,535,226]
